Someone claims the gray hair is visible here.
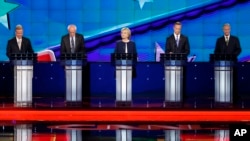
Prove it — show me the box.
[223,23,231,28]
[15,24,23,30]
[67,24,77,30]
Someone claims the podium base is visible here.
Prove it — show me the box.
[14,102,32,108]
[65,101,83,107]
[116,101,132,107]
[214,102,233,109]
[164,101,183,108]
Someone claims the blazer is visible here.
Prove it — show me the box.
[60,33,85,54]
[6,37,34,59]
[114,40,137,78]
[114,40,137,54]
[214,35,241,56]
[165,34,190,55]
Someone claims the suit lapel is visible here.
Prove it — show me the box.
[228,36,231,46]
[20,37,24,51]
[66,36,71,52]
[171,35,176,47]
[223,36,228,46]
[15,38,22,51]
[179,35,183,47]
[75,35,78,51]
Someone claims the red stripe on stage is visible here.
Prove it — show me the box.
[0,110,249,122]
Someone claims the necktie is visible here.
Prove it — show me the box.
[71,37,75,53]
[225,36,229,46]
[125,43,128,53]
[176,35,179,47]
[17,39,21,50]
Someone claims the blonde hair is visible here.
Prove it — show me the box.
[121,27,131,39]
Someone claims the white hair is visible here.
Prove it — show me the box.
[67,24,77,30]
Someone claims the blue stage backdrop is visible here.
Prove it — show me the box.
[0,0,250,61]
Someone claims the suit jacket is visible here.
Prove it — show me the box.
[114,40,137,78]
[165,34,190,55]
[114,40,137,54]
[6,37,34,59]
[60,33,85,54]
[214,35,241,56]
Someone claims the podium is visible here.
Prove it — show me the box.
[61,53,87,105]
[11,53,37,107]
[111,53,137,107]
[160,53,187,105]
[210,54,236,104]
[14,124,32,141]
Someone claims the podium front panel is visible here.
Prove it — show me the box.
[214,61,233,103]
[164,66,183,102]
[65,65,82,102]
[116,66,132,102]
[14,61,33,107]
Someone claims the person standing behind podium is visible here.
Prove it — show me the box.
[114,27,137,78]
[60,24,85,54]
[165,22,190,55]
[6,24,34,59]
[214,23,241,56]
[114,27,137,54]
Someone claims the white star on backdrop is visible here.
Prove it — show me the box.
[0,15,8,28]
[0,0,19,29]
[137,0,154,9]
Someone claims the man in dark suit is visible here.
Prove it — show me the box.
[6,25,34,59]
[165,22,190,55]
[60,24,85,54]
[214,23,241,56]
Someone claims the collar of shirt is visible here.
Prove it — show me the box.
[69,36,75,42]
[174,33,180,40]
[224,35,230,40]
[16,37,22,42]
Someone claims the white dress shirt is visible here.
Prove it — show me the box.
[16,37,22,50]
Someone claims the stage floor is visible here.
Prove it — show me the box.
[0,108,250,123]
[0,97,248,140]
[0,96,249,122]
